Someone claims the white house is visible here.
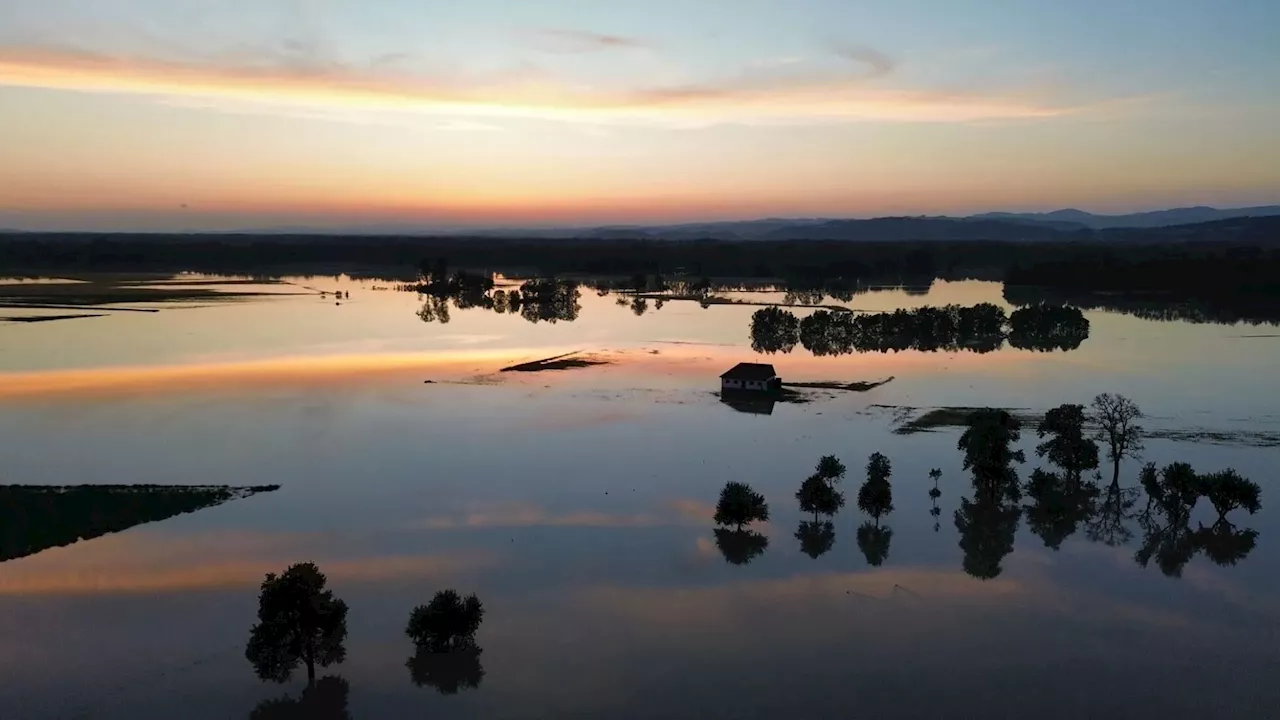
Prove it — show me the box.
[720,363,781,393]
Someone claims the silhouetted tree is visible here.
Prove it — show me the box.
[1024,469,1098,550]
[713,528,769,565]
[630,297,649,316]
[796,474,846,519]
[959,410,1026,480]
[750,307,800,354]
[250,676,351,720]
[929,468,942,532]
[1035,404,1100,481]
[516,278,581,323]
[715,481,770,531]
[1199,469,1262,522]
[1092,394,1144,486]
[856,521,893,566]
[407,590,484,652]
[815,455,847,483]
[407,643,485,695]
[796,520,836,559]
[857,453,894,519]
[246,563,349,684]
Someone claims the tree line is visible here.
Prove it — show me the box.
[750,303,1090,355]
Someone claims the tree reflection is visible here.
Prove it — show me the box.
[1133,461,1260,576]
[856,522,893,566]
[1084,476,1138,547]
[796,520,836,559]
[750,307,800,354]
[1007,305,1090,351]
[407,643,485,695]
[713,528,769,565]
[250,676,351,720]
[412,273,581,325]
[955,488,1021,580]
[1024,469,1098,550]
[956,410,1024,579]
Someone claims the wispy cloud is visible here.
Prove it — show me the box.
[527,28,650,54]
[0,44,1098,126]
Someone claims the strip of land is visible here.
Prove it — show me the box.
[500,352,612,373]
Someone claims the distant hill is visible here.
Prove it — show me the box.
[971,205,1280,230]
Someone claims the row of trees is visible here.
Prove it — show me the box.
[705,393,1260,579]
[413,267,582,325]
[750,303,1090,355]
[713,452,902,567]
[245,564,486,716]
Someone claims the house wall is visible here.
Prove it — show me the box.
[723,378,744,390]
[723,377,776,392]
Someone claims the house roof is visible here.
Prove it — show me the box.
[720,362,778,381]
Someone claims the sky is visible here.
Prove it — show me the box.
[1,0,1278,231]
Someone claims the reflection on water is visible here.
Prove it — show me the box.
[250,676,351,720]
[3,273,1280,719]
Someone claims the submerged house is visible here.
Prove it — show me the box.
[720,363,781,393]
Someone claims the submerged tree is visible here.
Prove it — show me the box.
[815,455,847,484]
[250,676,352,720]
[796,475,846,519]
[750,307,801,354]
[713,528,770,565]
[929,468,943,532]
[856,522,893,567]
[1092,393,1144,486]
[407,590,485,652]
[858,453,894,519]
[246,563,349,684]
[959,409,1026,485]
[1035,404,1100,481]
[1199,469,1262,523]
[715,481,770,531]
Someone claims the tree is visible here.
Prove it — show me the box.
[1035,404,1100,481]
[928,468,943,532]
[749,307,800,354]
[815,455,847,483]
[796,520,836,559]
[250,676,351,720]
[959,410,1026,478]
[796,474,845,519]
[857,453,894,519]
[715,481,770,531]
[408,643,485,695]
[407,590,485,652]
[1193,524,1259,567]
[856,522,893,566]
[246,563,349,685]
[713,528,769,565]
[1092,393,1144,486]
[1199,469,1262,522]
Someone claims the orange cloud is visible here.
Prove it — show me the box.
[0,45,1088,126]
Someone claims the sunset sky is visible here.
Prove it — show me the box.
[1,0,1278,231]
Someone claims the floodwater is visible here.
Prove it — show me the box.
[1,275,1279,719]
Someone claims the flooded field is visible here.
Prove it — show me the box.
[2,274,1279,719]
